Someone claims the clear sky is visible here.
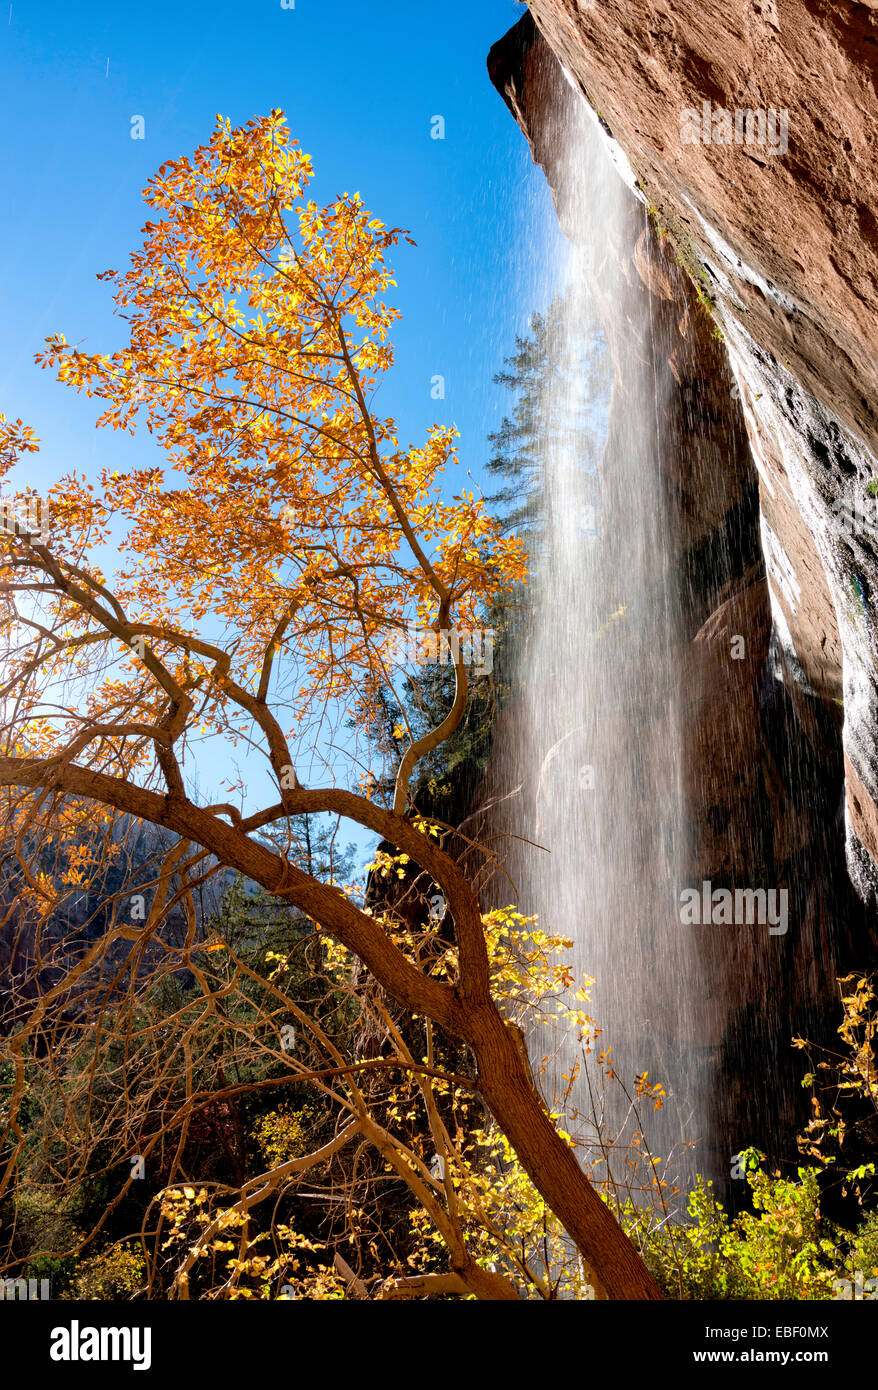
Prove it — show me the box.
[0,0,567,866]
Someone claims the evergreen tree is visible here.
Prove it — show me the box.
[486,289,611,551]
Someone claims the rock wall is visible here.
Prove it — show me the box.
[507,0,878,910]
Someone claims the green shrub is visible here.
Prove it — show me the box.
[627,1158,848,1299]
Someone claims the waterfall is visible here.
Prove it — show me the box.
[495,87,708,1198]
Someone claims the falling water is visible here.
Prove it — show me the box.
[496,87,706,1193]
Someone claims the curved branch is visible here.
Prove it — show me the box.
[172,1120,362,1299]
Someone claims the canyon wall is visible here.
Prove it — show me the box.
[487,8,877,1178]
[502,0,878,904]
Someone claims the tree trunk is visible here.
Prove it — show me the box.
[0,760,665,1300]
[464,1000,665,1300]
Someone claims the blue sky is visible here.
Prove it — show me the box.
[1,0,562,488]
[0,0,566,866]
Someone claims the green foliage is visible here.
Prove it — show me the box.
[631,974,878,1300]
[631,1160,847,1300]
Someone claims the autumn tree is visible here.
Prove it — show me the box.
[0,111,662,1299]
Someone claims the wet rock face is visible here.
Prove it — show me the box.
[492,7,878,913]
[524,0,878,456]
[721,311,878,904]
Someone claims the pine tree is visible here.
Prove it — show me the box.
[486,289,611,550]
